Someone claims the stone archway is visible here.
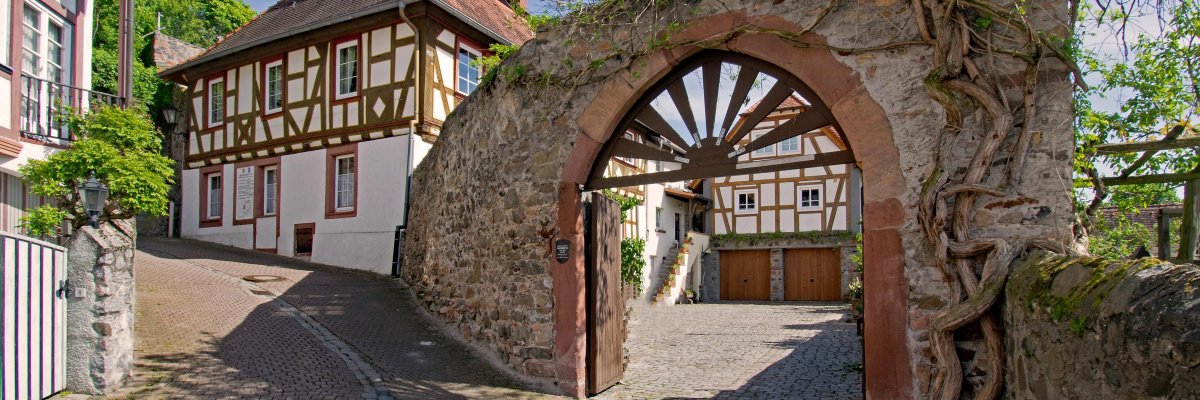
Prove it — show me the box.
[402,2,1073,399]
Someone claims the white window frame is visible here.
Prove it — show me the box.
[207,78,224,128]
[751,132,775,157]
[456,44,482,95]
[0,0,10,67]
[264,60,284,114]
[207,173,223,220]
[334,154,355,212]
[734,189,757,215]
[334,41,359,100]
[20,2,71,83]
[797,185,822,210]
[655,207,662,229]
[262,166,278,216]
[778,135,801,155]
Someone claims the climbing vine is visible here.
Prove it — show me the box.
[480,1,1098,397]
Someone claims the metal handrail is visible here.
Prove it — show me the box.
[19,74,123,143]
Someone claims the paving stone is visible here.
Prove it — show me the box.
[596,302,863,400]
[115,238,555,400]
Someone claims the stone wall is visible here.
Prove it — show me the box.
[1004,251,1200,399]
[403,0,1074,396]
[66,219,138,394]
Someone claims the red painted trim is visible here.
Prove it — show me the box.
[260,54,285,119]
[202,72,227,133]
[453,38,486,96]
[8,1,25,144]
[72,0,87,91]
[324,143,358,219]
[329,33,362,107]
[198,165,223,228]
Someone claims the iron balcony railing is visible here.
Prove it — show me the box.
[20,74,123,143]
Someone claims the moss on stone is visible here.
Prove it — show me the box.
[1012,251,1162,332]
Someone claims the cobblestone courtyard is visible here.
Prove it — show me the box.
[119,238,551,399]
[111,238,860,399]
[597,302,864,399]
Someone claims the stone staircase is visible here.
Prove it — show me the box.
[651,241,688,305]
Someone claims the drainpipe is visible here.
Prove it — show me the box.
[392,0,421,277]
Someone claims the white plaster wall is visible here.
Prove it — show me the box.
[182,134,420,275]
[0,77,10,130]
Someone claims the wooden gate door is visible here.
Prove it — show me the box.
[719,250,771,300]
[586,192,624,395]
[783,248,842,301]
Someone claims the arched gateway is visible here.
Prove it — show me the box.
[402,2,1074,399]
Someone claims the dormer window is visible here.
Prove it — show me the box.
[334,40,359,99]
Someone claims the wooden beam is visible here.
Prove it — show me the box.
[1094,131,1199,155]
[1157,211,1173,260]
[610,137,681,162]
[742,111,830,154]
[1072,171,1200,188]
[727,83,793,145]
[586,150,855,190]
[1183,178,1200,263]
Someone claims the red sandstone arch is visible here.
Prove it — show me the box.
[550,14,912,400]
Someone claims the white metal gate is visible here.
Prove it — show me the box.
[2,232,67,400]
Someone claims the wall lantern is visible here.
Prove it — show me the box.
[78,172,109,229]
[161,103,181,134]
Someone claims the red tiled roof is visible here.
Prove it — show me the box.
[162,0,532,78]
[743,95,809,114]
[437,0,534,44]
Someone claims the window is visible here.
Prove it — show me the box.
[334,155,355,211]
[207,174,222,219]
[0,0,10,67]
[779,135,800,154]
[21,5,41,76]
[208,78,224,128]
[263,166,278,215]
[798,186,822,209]
[735,190,757,214]
[264,60,284,114]
[457,45,481,95]
[335,41,359,99]
[751,132,775,157]
[20,4,70,82]
[655,207,662,229]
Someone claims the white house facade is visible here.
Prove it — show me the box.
[159,0,533,274]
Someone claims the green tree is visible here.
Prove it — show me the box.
[91,0,255,117]
[19,106,175,236]
[1075,1,1200,215]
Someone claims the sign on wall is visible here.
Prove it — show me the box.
[235,166,255,220]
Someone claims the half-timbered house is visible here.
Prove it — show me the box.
[158,0,533,274]
[706,96,863,302]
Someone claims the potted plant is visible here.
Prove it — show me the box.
[683,289,696,304]
[846,277,864,335]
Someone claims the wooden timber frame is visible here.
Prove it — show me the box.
[585,51,855,190]
[1079,124,1200,263]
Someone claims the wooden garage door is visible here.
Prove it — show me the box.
[784,248,842,301]
[720,250,771,300]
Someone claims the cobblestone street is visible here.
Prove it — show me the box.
[597,302,863,400]
[119,238,553,399]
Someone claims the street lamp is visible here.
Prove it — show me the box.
[161,103,180,134]
[78,172,109,229]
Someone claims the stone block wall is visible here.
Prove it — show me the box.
[66,219,137,394]
[1004,251,1200,399]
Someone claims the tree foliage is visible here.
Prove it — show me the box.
[1075,0,1200,216]
[19,106,175,236]
[91,0,255,117]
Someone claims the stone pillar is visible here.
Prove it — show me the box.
[66,219,137,394]
[770,248,783,301]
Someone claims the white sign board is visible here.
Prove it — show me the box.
[235,166,255,220]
